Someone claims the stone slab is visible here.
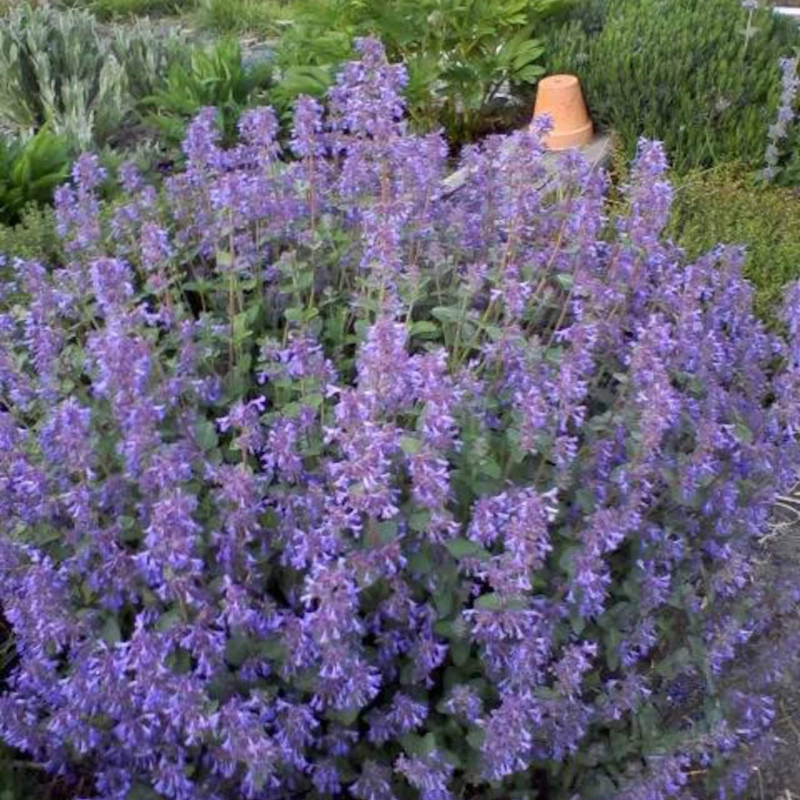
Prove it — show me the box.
[441,134,613,197]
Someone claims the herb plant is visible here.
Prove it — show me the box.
[0,4,188,149]
[198,0,279,36]
[1,38,800,800]
[87,0,196,20]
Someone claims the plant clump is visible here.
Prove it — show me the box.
[1,38,800,800]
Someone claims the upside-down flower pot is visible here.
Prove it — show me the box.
[533,74,594,150]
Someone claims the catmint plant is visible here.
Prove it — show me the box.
[764,55,800,180]
[1,36,800,800]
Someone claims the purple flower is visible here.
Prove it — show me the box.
[90,258,134,312]
[138,490,203,590]
[442,685,483,722]
[387,693,428,733]
[351,761,397,800]
[183,107,224,170]
[395,752,453,800]
[291,95,328,159]
[140,222,173,273]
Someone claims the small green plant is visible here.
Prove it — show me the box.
[143,38,273,147]
[544,0,800,171]
[668,163,800,322]
[0,4,189,149]
[0,128,70,226]
[0,203,61,264]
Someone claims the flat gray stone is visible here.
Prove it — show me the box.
[442,134,613,197]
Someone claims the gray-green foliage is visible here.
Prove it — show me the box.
[0,4,189,149]
[543,0,800,172]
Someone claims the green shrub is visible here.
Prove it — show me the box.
[0,128,70,225]
[273,0,563,145]
[0,4,189,149]
[108,22,192,113]
[0,204,60,264]
[667,164,800,321]
[544,0,800,171]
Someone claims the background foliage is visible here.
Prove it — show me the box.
[142,37,273,147]
[543,0,800,171]
[273,0,562,144]
[668,164,800,323]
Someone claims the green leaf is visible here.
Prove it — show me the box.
[400,732,437,757]
[101,616,121,646]
[119,515,141,543]
[445,538,490,560]
[376,520,399,543]
[126,784,161,800]
[408,550,433,574]
[582,773,617,800]
[409,320,441,338]
[555,272,574,290]
[474,592,503,610]
[433,588,455,618]
[155,608,183,632]
[733,421,754,444]
[451,641,471,666]
[284,307,305,323]
[233,311,251,343]
[466,728,485,751]
[258,638,285,661]
[434,620,455,639]
[195,418,219,452]
[431,306,462,323]
[225,636,253,668]
[479,457,502,480]
[409,510,431,532]
[400,435,422,455]
[304,392,324,409]
[328,706,360,725]
[216,249,233,268]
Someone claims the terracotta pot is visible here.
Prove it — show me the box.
[532,74,593,151]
